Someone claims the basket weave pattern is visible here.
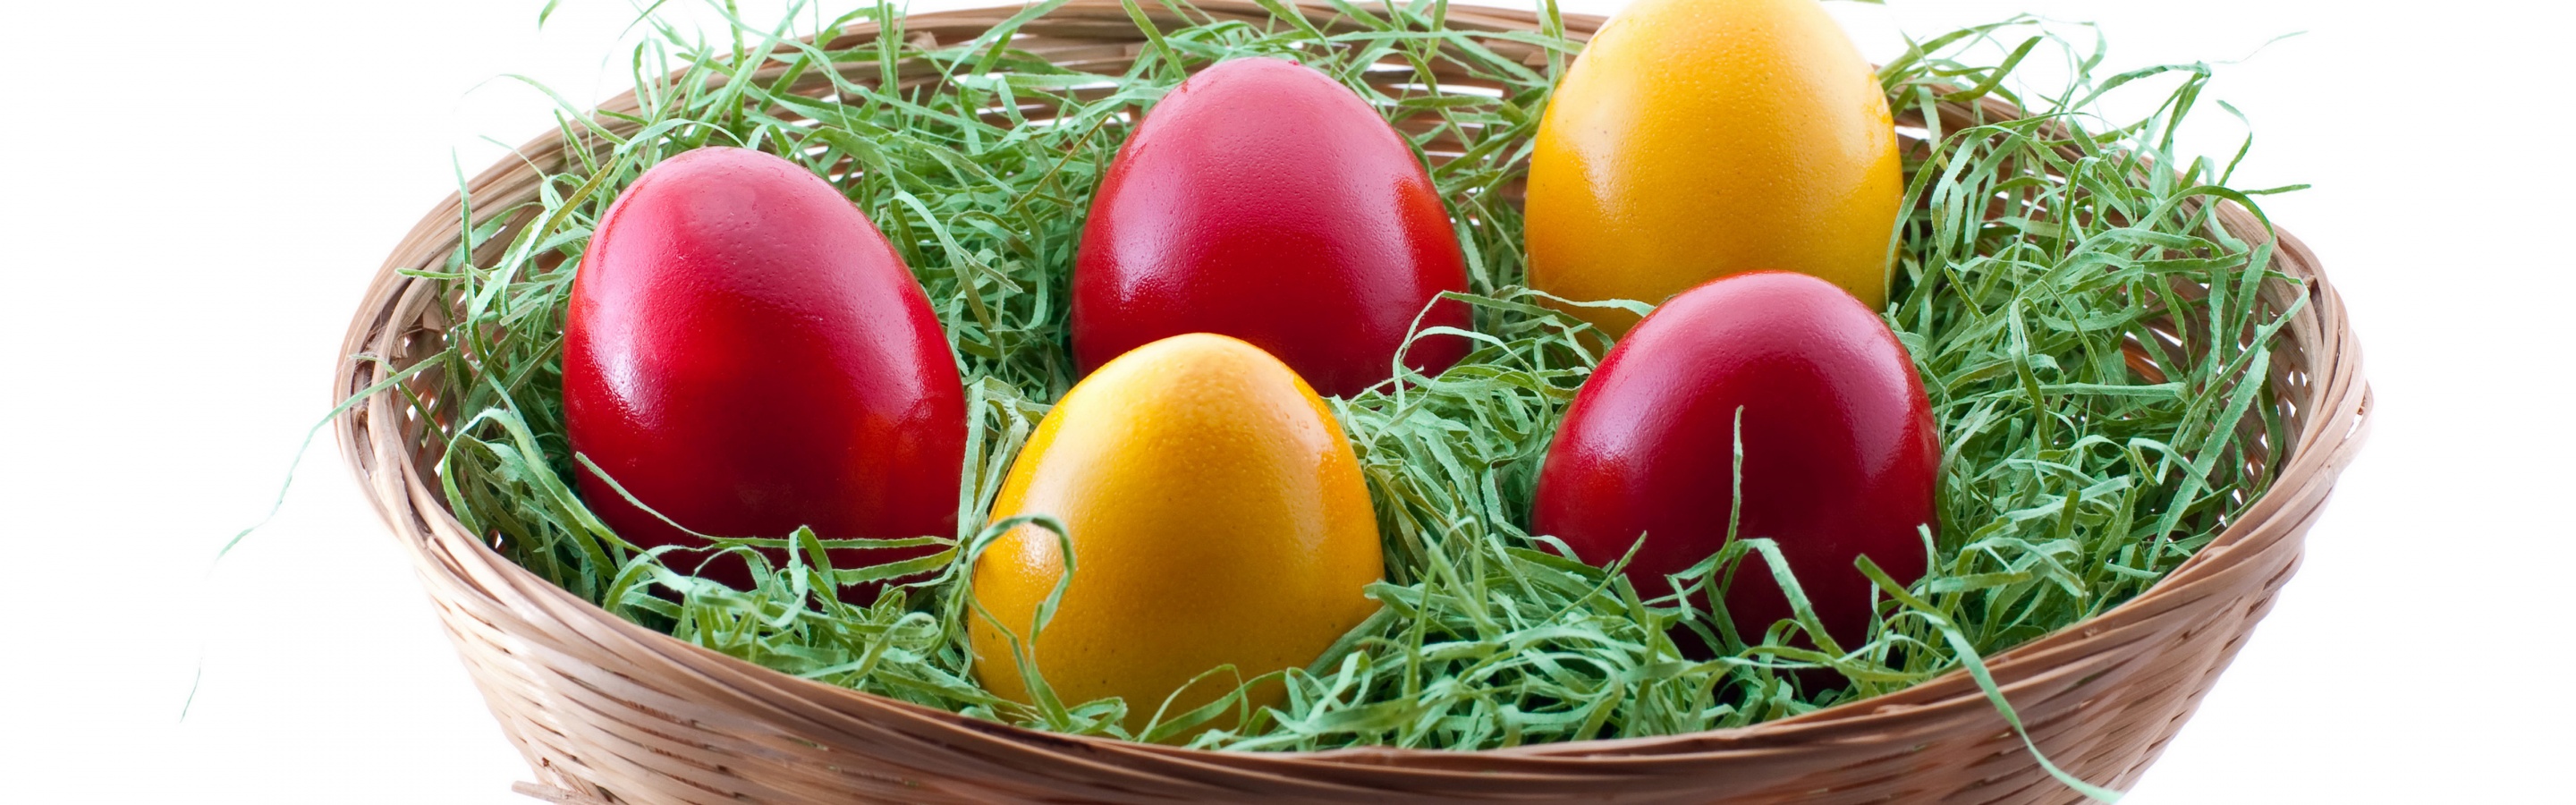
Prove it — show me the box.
[334,3,2370,802]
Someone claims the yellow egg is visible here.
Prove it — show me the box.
[967,333,1383,734]
[1526,0,1902,337]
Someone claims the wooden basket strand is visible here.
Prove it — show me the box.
[333,2,2371,802]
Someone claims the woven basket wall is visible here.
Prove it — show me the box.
[332,2,2372,802]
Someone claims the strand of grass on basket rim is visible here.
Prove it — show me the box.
[324,1,2303,798]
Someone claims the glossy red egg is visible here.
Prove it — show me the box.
[563,146,965,603]
[1531,271,1938,652]
[1072,57,1471,397]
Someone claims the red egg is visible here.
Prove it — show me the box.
[1531,271,1938,652]
[1072,57,1471,397]
[562,146,965,603]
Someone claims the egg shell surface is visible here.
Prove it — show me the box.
[1531,271,1937,651]
[1072,57,1472,397]
[970,333,1384,733]
[562,146,966,603]
[1525,0,1903,337]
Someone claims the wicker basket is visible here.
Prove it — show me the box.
[334,2,2371,802]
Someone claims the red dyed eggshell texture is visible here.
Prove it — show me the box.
[1532,271,1939,648]
[562,146,966,601]
[1072,57,1471,397]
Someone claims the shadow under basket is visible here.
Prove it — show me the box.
[333,2,2371,802]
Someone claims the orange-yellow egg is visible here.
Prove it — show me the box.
[1526,0,1903,337]
[967,334,1383,733]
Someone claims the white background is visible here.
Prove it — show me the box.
[1,0,2563,801]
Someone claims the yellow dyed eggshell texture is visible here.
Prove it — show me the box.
[1526,0,1902,337]
[968,334,1383,732]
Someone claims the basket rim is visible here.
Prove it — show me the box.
[332,0,2373,774]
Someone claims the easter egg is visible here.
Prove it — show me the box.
[1531,272,1937,652]
[563,146,965,603]
[970,334,1384,733]
[1072,57,1472,397]
[1526,0,1903,337]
